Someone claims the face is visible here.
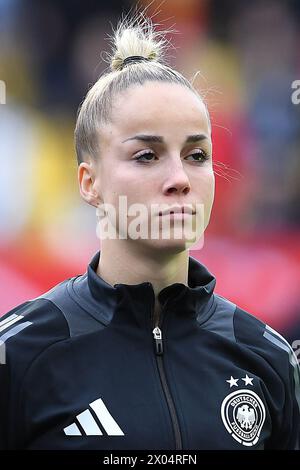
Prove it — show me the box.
[92,81,214,253]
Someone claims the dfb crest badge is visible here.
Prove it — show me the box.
[221,389,266,446]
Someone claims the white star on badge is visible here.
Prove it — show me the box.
[226,376,239,387]
[242,374,254,386]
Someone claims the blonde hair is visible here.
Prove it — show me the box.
[74,13,205,164]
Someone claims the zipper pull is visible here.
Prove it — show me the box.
[152,326,163,356]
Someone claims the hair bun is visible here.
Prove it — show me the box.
[109,15,167,72]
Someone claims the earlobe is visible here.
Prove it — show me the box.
[78,161,100,208]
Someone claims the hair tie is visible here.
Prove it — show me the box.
[122,56,151,68]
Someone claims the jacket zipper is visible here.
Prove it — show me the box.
[152,323,183,450]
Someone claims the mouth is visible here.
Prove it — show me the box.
[158,205,196,216]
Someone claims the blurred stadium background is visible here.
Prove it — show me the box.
[0,0,299,345]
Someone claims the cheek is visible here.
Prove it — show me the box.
[194,171,215,229]
[100,166,149,205]
[207,171,215,203]
[195,170,215,203]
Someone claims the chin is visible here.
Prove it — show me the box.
[138,237,195,255]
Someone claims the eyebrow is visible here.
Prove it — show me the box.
[122,134,208,144]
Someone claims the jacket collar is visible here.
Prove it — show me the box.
[83,251,216,328]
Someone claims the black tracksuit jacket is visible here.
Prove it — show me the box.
[0,252,299,450]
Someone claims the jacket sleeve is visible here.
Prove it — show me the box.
[0,299,70,449]
[234,308,300,449]
[0,310,26,450]
[282,349,300,449]
[0,340,10,450]
[266,339,300,450]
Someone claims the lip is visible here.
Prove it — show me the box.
[158,205,196,216]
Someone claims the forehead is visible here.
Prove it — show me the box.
[105,81,210,140]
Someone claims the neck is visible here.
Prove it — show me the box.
[96,239,190,300]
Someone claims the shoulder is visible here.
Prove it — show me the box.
[234,303,299,381]
[0,280,72,371]
[233,303,295,360]
[0,281,75,449]
[207,294,299,383]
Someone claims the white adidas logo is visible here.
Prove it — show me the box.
[64,398,124,437]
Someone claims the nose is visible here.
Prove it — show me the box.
[162,159,191,196]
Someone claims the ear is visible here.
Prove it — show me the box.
[78,160,100,208]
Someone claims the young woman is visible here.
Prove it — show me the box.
[0,15,299,450]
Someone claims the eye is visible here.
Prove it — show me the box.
[133,151,157,163]
[185,149,209,163]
